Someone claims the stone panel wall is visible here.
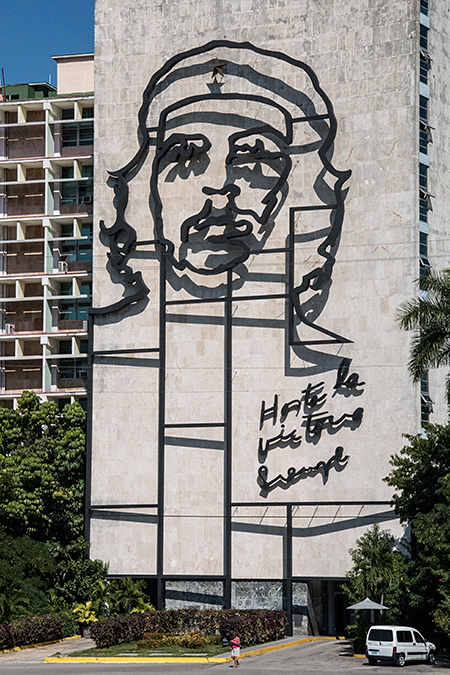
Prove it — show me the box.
[90,0,438,600]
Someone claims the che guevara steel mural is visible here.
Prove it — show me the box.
[93,41,365,497]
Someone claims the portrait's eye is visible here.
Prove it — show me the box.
[229,136,287,182]
[162,135,211,165]
[228,135,285,169]
[233,138,266,160]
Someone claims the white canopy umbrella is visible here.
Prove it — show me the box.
[347,597,389,611]
[347,597,389,623]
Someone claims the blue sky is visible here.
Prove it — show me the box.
[1,0,94,86]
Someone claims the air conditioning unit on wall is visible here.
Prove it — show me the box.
[58,260,69,272]
[5,324,15,334]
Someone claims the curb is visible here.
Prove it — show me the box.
[45,636,341,663]
[1,635,81,655]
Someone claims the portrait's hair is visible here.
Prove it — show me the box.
[95,40,350,317]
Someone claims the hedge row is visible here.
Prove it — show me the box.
[0,614,63,651]
[89,609,287,649]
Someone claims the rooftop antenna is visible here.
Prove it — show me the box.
[1,68,6,102]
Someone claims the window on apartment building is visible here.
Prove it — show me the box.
[420,24,429,51]
[57,397,71,411]
[421,372,433,425]
[59,281,91,321]
[59,282,73,296]
[419,231,431,278]
[60,222,74,238]
[419,127,428,155]
[61,165,93,205]
[59,339,72,354]
[59,221,92,263]
[419,162,432,219]
[420,55,428,85]
[61,238,92,263]
[419,95,428,122]
[419,197,428,222]
[58,357,88,380]
[419,163,428,190]
[61,109,94,147]
[420,0,428,16]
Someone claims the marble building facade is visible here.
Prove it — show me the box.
[88,0,450,633]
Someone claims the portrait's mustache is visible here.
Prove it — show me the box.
[180,199,253,244]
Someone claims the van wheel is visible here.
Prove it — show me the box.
[428,651,436,664]
[396,653,406,667]
[368,657,377,665]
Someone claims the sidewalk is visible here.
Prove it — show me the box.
[0,637,95,664]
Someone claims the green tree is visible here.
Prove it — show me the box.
[343,524,408,652]
[343,524,407,608]
[47,538,109,607]
[385,423,450,641]
[0,392,109,619]
[397,269,450,406]
[0,391,86,543]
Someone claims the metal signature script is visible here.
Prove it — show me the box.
[257,358,364,494]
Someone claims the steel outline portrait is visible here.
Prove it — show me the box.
[151,93,293,276]
[95,39,351,349]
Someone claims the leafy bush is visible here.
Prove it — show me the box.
[89,613,148,648]
[57,609,79,638]
[90,609,287,649]
[73,601,98,625]
[205,633,222,645]
[136,631,212,650]
[178,631,207,649]
[137,633,167,650]
[9,614,63,647]
[0,623,13,650]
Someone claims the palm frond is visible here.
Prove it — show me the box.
[398,269,450,415]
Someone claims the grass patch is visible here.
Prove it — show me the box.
[69,641,228,658]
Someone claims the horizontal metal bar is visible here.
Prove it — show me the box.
[252,247,290,254]
[291,204,337,212]
[232,501,393,507]
[166,296,225,306]
[93,347,160,355]
[166,293,288,306]
[165,422,226,428]
[135,240,157,246]
[90,504,158,510]
[232,293,288,302]
[291,114,330,123]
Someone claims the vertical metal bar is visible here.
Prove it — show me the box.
[157,252,166,610]
[286,504,293,636]
[84,312,94,547]
[224,269,233,608]
[288,209,295,345]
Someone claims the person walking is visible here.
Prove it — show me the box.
[230,631,240,668]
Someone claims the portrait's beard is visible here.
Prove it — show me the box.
[174,198,259,274]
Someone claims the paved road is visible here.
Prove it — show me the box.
[0,637,449,674]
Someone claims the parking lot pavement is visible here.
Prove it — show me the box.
[1,637,449,675]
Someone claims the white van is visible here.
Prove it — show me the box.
[366,625,436,667]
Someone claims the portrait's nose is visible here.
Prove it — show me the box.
[202,184,240,210]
